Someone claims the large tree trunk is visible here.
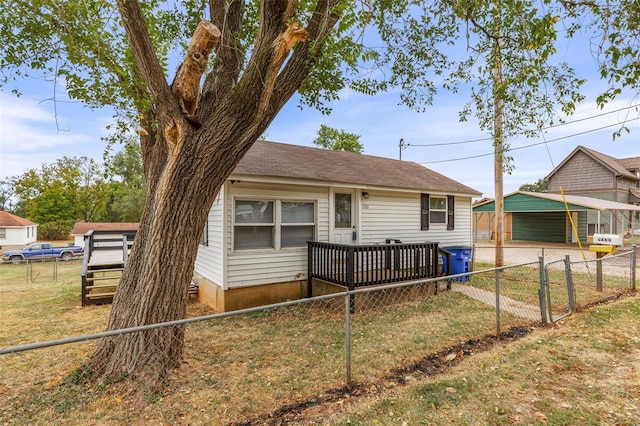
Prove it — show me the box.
[87,129,232,388]
[86,0,342,391]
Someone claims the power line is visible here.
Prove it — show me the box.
[407,103,640,147]
[419,117,640,164]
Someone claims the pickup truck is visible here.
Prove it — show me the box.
[2,242,84,264]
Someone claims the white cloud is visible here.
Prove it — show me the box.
[0,91,111,179]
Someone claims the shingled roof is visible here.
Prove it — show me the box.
[0,211,36,227]
[547,145,639,181]
[233,141,481,196]
[618,155,640,172]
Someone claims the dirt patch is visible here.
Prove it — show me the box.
[230,324,537,426]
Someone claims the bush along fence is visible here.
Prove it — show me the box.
[0,245,636,423]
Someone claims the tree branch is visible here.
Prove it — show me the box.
[261,0,342,123]
[200,0,246,113]
[170,20,221,127]
[115,0,181,120]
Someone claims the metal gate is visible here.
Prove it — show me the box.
[542,256,575,323]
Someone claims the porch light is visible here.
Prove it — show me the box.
[361,191,369,199]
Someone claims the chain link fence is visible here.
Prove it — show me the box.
[1,245,637,424]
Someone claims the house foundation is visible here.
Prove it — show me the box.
[193,273,308,312]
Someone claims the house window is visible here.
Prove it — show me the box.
[233,199,316,250]
[200,220,209,246]
[281,202,315,248]
[421,194,454,230]
[234,200,275,250]
[587,223,605,236]
[430,196,447,224]
[0,228,5,239]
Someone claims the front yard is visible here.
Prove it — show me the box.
[0,257,638,425]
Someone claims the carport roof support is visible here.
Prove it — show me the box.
[473,191,640,213]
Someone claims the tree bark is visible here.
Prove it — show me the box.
[86,0,344,391]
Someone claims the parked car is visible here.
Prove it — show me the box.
[2,242,84,264]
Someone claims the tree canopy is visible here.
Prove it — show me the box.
[312,124,363,152]
[4,143,146,238]
[519,178,548,193]
[1,0,638,392]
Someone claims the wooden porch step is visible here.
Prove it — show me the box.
[87,268,124,274]
[85,283,119,290]
[85,292,116,299]
[85,275,122,283]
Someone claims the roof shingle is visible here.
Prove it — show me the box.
[0,211,36,227]
[233,141,481,196]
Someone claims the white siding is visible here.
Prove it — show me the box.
[194,188,225,287]
[193,181,476,290]
[360,191,473,247]
[1,226,37,247]
[225,182,329,289]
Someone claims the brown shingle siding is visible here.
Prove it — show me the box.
[546,146,640,195]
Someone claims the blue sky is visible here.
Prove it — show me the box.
[1,30,639,199]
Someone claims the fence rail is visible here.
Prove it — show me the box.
[1,244,636,425]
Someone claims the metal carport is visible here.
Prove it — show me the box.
[473,191,640,244]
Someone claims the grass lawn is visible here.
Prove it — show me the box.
[0,258,637,425]
[328,294,640,425]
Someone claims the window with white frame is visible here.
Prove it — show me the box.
[200,220,209,246]
[421,194,454,230]
[0,228,6,239]
[233,199,315,250]
[234,200,275,250]
[429,196,447,224]
[281,202,315,248]
[587,223,605,236]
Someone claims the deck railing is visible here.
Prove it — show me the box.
[81,230,137,306]
[307,241,441,296]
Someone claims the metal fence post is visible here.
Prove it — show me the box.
[564,255,575,314]
[347,247,355,314]
[631,243,637,291]
[538,256,548,326]
[344,294,352,389]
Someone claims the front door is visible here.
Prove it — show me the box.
[332,190,356,244]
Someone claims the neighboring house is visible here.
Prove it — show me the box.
[473,191,640,244]
[71,222,139,248]
[0,211,37,249]
[193,140,482,312]
[545,145,640,234]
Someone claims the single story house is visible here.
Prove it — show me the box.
[0,211,37,249]
[473,191,640,244]
[71,222,140,248]
[193,140,482,312]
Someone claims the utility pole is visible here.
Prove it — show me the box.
[399,138,408,160]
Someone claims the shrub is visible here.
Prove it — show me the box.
[38,221,73,240]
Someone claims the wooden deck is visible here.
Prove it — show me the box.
[81,230,136,306]
[87,249,130,268]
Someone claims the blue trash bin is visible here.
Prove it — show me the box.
[442,246,472,282]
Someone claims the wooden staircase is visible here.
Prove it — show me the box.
[81,230,135,306]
